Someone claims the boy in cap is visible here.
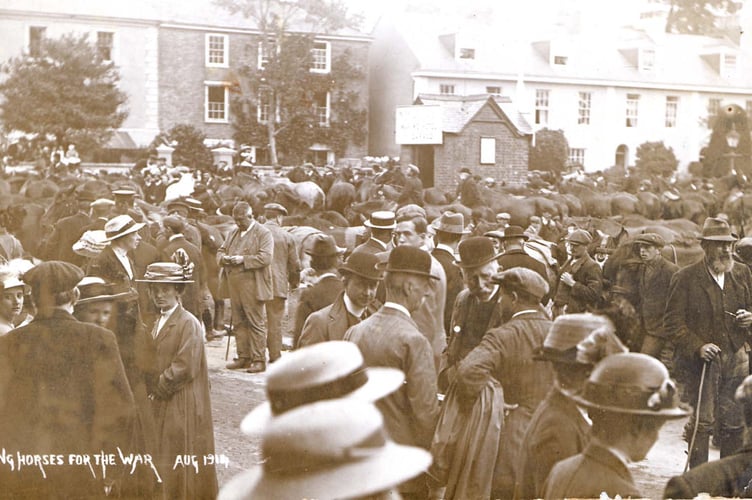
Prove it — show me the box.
[298,250,381,347]
[553,228,603,316]
[0,261,137,498]
[345,245,441,498]
[457,267,553,499]
[543,353,688,499]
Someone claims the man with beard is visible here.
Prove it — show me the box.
[665,217,752,468]
[633,233,678,358]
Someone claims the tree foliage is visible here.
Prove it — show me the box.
[702,103,751,178]
[664,0,741,35]
[529,128,569,174]
[215,0,365,165]
[0,32,127,155]
[635,141,679,178]
[149,124,215,170]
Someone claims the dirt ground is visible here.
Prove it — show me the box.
[206,292,720,498]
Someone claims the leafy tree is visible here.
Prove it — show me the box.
[529,128,569,174]
[634,141,679,178]
[149,124,214,170]
[216,0,365,166]
[702,103,751,178]
[664,0,741,35]
[0,32,127,155]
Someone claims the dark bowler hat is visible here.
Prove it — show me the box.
[566,229,593,245]
[223,400,431,500]
[24,261,84,295]
[455,236,501,269]
[364,211,396,230]
[162,215,185,233]
[569,353,689,418]
[75,186,98,202]
[76,276,136,305]
[492,267,549,301]
[136,262,194,283]
[305,234,344,257]
[339,249,383,281]
[104,215,145,241]
[377,246,438,280]
[634,232,666,248]
[459,167,472,175]
[496,225,529,241]
[431,211,469,235]
[263,202,288,216]
[241,341,404,434]
[534,313,616,364]
[698,217,738,242]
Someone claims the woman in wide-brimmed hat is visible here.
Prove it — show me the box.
[136,262,218,499]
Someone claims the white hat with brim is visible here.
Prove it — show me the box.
[218,441,431,500]
[241,366,404,434]
[103,215,145,242]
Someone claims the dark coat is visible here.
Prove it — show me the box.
[432,245,463,333]
[161,235,204,318]
[553,253,603,313]
[498,248,549,282]
[516,387,591,499]
[353,237,391,255]
[637,256,678,338]
[44,211,91,266]
[543,438,641,500]
[665,258,752,379]
[663,447,752,499]
[189,219,224,297]
[292,274,343,347]
[458,177,484,208]
[298,291,380,347]
[265,221,301,298]
[0,310,136,498]
[150,305,218,500]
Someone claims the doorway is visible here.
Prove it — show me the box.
[615,144,628,169]
[415,145,435,188]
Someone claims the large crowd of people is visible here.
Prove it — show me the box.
[0,158,751,499]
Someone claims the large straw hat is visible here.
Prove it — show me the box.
[103,215,145,242]
[135,262,194,284]
[241,341,404,434]
[220,400,431,500]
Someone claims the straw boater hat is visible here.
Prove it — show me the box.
[221,400,432,500]
[103,215,145,242]
[76,276,136,305]
[568,352,689,419]
[241,341,404,433]
[135,262,194,284]
[364,210,397,230]
[431,211,470,235]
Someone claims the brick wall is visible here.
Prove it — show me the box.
[158,27,370,159]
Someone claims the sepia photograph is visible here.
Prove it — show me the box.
[0,0,751,498]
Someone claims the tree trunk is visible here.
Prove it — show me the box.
[267,120,278,167]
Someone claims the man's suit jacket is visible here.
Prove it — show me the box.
[265,221,301,298]
[189,218,224,296]
[217,222,274,302]
[543,438,641,500]
[516,387,591,500]
[297,291,380,347]
[663,447,752,499]
[432,246,463,333]
[665,258,752,380]
[411,253,447,369]
[161,235,204,317]
[345,307,439,451]
[292,274,343,347]
[553,253,603,313]
[0,310,136,498]
[353,237,391,255]
[637,256,678,337]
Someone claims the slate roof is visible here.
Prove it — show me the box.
[415,94,533,136]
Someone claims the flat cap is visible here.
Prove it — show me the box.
[263,203,288,216]
[90,198,115,208]
[493,267,549,301]
[395,204,426,221]
[566,229,593,245]
[634,233,666,248]
[24,261,84,296]
[162,215,185,233]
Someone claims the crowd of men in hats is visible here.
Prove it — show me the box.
[4,160,752,499]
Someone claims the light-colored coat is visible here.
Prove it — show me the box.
[217,222,274,301]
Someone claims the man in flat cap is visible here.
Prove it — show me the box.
[218,201,274,373]
[457,267,553,499]
[345,246,440,499]
[0,261,137,498]
[263,203,300,362]
[553,228,603,316]
[665,217,752,467]
[632,232,678,358]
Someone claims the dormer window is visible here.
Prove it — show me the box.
[640,48,655,72]
[554,55,568,65]
[459,48,475,59]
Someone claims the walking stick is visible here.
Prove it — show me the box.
[684,360,709,473]
[224,314,233,361]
